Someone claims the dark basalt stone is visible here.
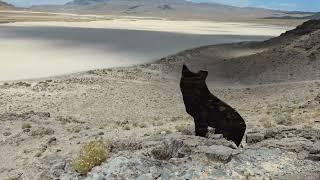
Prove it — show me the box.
[180,65,246,147]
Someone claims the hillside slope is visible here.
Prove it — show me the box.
[159,19,320,85]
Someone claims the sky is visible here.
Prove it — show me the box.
[3,0,320,12]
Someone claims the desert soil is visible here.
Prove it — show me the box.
[0,20,319,179]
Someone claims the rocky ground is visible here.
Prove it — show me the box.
[0,20,320,179]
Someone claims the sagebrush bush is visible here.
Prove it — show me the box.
[72,140,108,174]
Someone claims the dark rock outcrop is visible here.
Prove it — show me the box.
[266,19,320,45]
[246,128,320,162]
[281,19,320,36]
[180,65,246,146]
[43,132,320,179]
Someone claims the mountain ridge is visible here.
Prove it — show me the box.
[31,0,286,20]
[0,0,14,9]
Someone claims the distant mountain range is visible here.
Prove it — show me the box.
[0,0,14,9]
[31,0,290,20]
[264,11,319,20]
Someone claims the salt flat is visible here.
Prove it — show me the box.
[0,19,289,81]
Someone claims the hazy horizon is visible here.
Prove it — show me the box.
[3,0,320,12]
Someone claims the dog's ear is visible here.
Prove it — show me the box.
[182,64,191,73]
[182,64,194,77]
[200,70,208,80]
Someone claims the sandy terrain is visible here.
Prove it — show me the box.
[0,20,289,82]
[0,19,319,179]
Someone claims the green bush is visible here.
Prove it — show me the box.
[72,140,108,174]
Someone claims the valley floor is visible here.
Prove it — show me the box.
[0,40,319,179]
[0,19,282,82]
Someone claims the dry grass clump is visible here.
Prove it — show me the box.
[72,140,108,174]
[175,124,194,135]
[259,117,276,128]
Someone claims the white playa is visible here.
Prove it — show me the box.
[4,19,290,36]
[0,19,290,81]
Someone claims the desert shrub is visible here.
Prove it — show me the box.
[22,123,31,129]
[98,132,104,136]
[175,124,185,132]
[132,122,138,127]
[151,143,172,160]
[56,116,79,125]
[171,116,181,122]
[110,140,143,153]
[72,140,108,174]
[262,120,275,128]
[132,122,147,128]
[151,140,187,160]
[5,177,19,180]
[138,123,147,128]
[159,128,172,135]
[273,113,293,126]
[152,121,164,126]
[30,127,54,136]
[303,122,313,129]
[123,125,131,130]
[175,124,193,135]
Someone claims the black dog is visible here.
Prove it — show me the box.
[180,65,246,146]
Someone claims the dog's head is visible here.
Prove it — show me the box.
[182,64,208,81]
